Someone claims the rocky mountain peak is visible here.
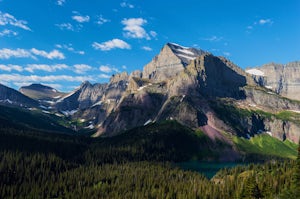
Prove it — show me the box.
[166,43,206,65]
[142,42,206,82]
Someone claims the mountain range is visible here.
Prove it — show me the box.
[1,42,299,160]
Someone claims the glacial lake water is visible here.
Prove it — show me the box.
[176,161,245,179]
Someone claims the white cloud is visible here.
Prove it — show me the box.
[96,15,110,25]
[0,48,65,60]
[0,74,95,83]
[55,43,85,55]
[258,18,273,25]
[0,64,23,72]
[223,52,231,57]
[74,64,93,74]
[122,65,127,69]
[57,0,65,6]
[99,65,120,73]
[0,48,34,59]
[0,11,31,31]
[25,64,68,73]
[30,48,65,60]
[92,39,131,51]
[142,46,152,51]
[72,12,90,23]
[99,65,112,73]
[56,23,74,31]
[122,18,150,40]
[120,2,134,8]
[99,74,111,79]
[0,29,18,37]
[203,35,223,42]
[150,31,157,38]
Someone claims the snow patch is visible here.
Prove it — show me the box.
[176,53,197,60]
[180,95,186,102]
[266,131,272,136]
[52,89,57,93]
[61,109,78,116]
[85,124,95,129]
[0,99,13,104]
[53,95,61,99]
[42,110,50,114]
[137,85,147,91]
[55,113,63,117]
[245,68,265,76]
[265,85,272,89]
[176,48,195,56]
[144,119,153,126]
[39,105,47,109]
[92,101,103,107]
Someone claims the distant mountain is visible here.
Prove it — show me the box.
[20,83,66,100]
[246,61,300,101]
[0,83,38,107]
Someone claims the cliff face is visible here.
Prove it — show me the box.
[246,61,300,101]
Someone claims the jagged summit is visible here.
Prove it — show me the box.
[142,42,207,82]
[166,43,207,65]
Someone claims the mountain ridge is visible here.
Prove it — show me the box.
[2,43,300,145]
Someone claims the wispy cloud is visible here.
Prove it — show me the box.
[56,0,65,6]
[92,39,131,51]
[0,64,23,72]
[0,29,18,37]
[246,18,274,33]
[25,64,68,73]
[74,64,93,74]
[55,43,85,55]
[96,15,110,25]
[0,11,31,31]
[31,48,65,59]
[99,65,120,73]
[0,48,65,60]
[120,2,134,8]
[0,74,95,83]
[142,46,152,51]
[122,18,151,40]
[99,74,111,79]
[258,18,273,25]
[223,52,231,57]
[72,11,90,23]
[0,48,34,59]
[55,23,74,31]
[203,35,223,42]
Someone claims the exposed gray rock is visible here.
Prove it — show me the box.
[246,61,300,101]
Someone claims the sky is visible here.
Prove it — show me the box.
[0,0,299,92]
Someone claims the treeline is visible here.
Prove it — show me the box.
[0,150,299,198]
[0,120,299,198]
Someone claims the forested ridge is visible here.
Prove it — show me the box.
[0,120,299,198]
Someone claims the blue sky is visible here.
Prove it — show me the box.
[0,0,299,92]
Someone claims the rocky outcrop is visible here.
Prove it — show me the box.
[246,61,300,101]
[55,81,107,111]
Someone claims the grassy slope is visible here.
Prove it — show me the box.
[233,134,298,159]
